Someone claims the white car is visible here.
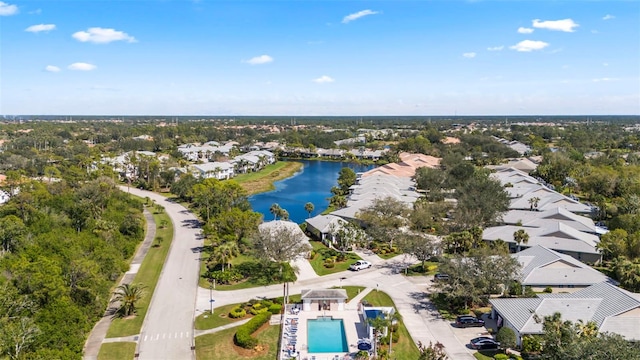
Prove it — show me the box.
[349,260,372,271]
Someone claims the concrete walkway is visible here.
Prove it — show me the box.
[194,318,251,337]
[82,208,156,360]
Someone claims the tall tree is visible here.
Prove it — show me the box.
[513,229,530,252]
[304,202,314,218]
[269,203,282,220]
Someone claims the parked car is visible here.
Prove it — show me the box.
[349,260,372,271]
[455,315,485,328]
[470,336,493,346]
[470,339,500,350]
[433,273,449,281]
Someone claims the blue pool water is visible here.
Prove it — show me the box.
[307,317,348,353]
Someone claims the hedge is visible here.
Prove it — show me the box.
[268,304,282,314]
[229,306,246,319]
[234,312,272,349]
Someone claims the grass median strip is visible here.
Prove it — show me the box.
[106,206,174,338]
[97,342,137,360]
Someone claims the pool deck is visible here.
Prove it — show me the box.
[281,307,368,360]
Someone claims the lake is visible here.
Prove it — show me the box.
[249,160,376,224]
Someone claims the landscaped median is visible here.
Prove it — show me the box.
[97,202,174,360]
[195,298,283,359]
[308,240,362,276]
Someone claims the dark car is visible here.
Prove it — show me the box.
[433,273,449,281]
[470,336,493,346]
[455,315,485,328]
[470,339,500,350]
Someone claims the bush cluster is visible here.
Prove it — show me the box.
[234,311,272,349]
[229,306,246,318]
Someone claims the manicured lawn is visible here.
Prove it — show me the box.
[234,161,303,195]
[363,290,421,360]
[474,349,505,359]
[106,207,174,338]
[339,285,367,302]
[195,324,281,360]
[308,241,362,276]
[195,303,254,330]
[97,342,136,360]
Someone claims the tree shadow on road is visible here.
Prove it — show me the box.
[407,291,441,320]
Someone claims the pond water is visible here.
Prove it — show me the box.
[249,160,376,224]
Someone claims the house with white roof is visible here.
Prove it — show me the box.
[190,162,235,180]
[513,245,615,293]
[305,215,348,245]
[490,282,640,346]
[502,208,598,235]
[482,223,601,263]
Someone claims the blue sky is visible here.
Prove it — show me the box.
[1,0,639,116]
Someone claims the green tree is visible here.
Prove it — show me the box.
[356,196,410,248]
[304,202,314,218]
[417,341,447,360]
[337,167,357,194]
[453,172,509,230]
[496,326,517,349]
[397,233,438,269]
[513,229,530,252]
[111,283,146,318]
[0,215,26,254]
[269,203,282,220]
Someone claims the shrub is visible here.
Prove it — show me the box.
[268,304,282,315]
[521,335,543,353]
[496,327,517,349]
[260,300,274,308]
[309,250,316,259]
[250,307,270,315]
[543,287,553,293]
[234,312,271,349]
[494,354,509,360]
[229,307,246,319]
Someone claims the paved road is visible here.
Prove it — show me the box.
[120,187,203,360]
[196,253,475,359]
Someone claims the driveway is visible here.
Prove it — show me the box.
[120,187,203,360]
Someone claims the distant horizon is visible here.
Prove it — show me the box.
[2,114,639,119]
[2,1,638,115]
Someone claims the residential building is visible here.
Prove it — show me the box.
[190,162,234,180]
[513,245,615,293]
[490,282,640,346]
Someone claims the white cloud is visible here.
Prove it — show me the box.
[510,40,549,52]
[313,75,335,83]
[602,14,615,20]
[68,62,96,71]
[244,55,274,65]
[45,65,60,72]
[532,18,579,32]
[463,52,476,58]
[592,77,617,82]
[518,27,534,34]
[342,9,379,24]
[487,46,504,51]
[72,27,136,44]
[0,1,18,16]
[25,24,56,33]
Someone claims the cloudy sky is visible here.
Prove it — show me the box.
[1,0,638,116]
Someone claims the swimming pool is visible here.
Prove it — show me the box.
[307,317,348,353]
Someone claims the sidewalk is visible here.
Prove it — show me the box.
[194,318,251,337]
[82,208,156,360]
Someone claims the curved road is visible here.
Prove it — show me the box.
[121,187,203,360]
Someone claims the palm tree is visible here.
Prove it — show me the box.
[386,310,402,355]
[210,242,240,271]
[111,283,146,318]
[368,315,388,359]
[304,202,315,218]
[280,209,290,221]
[269,203,281,220]
[528,196,541,211]
[513,229,530,252]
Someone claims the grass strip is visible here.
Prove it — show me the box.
[105,207,174,338]
[234,161,303,195]
[97,342,136,360]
